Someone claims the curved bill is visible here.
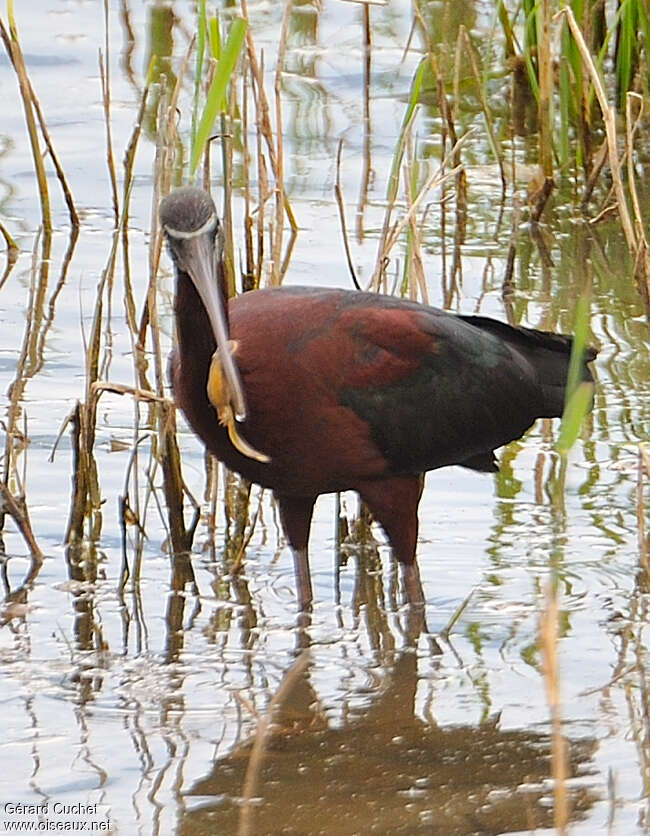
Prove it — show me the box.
[180,230,248,423]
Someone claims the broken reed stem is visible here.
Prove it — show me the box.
[0,481,43,563]
[540,583,569,835]
[238,651,311,836]
[91,381,171,406]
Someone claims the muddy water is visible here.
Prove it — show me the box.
[0,1,648,834]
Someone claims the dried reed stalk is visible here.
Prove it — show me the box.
[68,24,158,546]
[101,0,118,225]
[457,26,506,195]
[271,0,292,285]
[537,0,554,181]
[26,76,78,230]
[558,8,634,247]
[370,135,469,289]
[241,60,257,291]
[624,92,650,303]
[238,651,311,836]
[540,584,569,834]
[121,59,156,342]
[334,139,361,289]
[356,1,372,244]
[637,445,650,577]
[403,136,428,303]
[0,481,43,563]
[559,6,650,310]
[148,63,195,557]
[1,231,52,559]
[240,0,297,286]
[0,8,50,231]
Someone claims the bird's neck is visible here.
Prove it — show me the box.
[174,270,220,384]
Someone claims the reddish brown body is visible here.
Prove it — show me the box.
[172,281,594,574]
[161,186,596,609]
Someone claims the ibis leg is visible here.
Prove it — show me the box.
[402,560,424,607]
[357,475,426,606]
[292,547,313,613]
[276,493,317,612]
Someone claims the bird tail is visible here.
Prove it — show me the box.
[459,315,597,418]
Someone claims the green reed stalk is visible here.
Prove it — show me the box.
[190,16,247,177]
[556,293,592,456]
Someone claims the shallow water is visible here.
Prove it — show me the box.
[0,1,649,834]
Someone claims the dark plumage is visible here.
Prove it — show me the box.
[161,186,597,609]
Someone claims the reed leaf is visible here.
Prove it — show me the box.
[564,293,591,402]
[496,0,517,58]
[209,16,221,60]
[556,292,592,455]
[387,57,427,205]
[615,0,637,102]
[190,16,247,177]
[556,381,593,454]
[522,0,540,101]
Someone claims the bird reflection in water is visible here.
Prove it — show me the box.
[180,647,597,835]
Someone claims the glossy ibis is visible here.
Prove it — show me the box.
[160,186,596,610]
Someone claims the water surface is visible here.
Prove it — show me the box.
[0,1,648,834]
